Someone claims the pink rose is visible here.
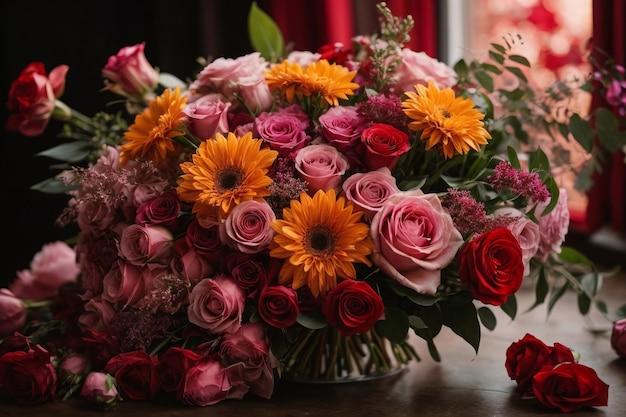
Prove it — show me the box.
[189,52,272,112]
[0,289,27,337]
[533,188,569,262]
[389,48,457,95]
[6,62,69,136]
[370,190,464,295]
[187,275,246,334]
[220,322,274,399]
[9,241,79,301]
[294,143,350,193]
[101,260,154,309]
[318,105,369,153]
[493,207,541,276]
[342,167,400,222]
[257,285,300,328]
[80,372,120,406]
[359,123,410,171]
[171,238,214,285]
[58,353,90,385]
[0,345,57,405]
[611,318,626,358]
[101,42,158,97]
[254,104,311,157]
[118,224,174,266]
[183,93,231,140]
[78,296,116,332]
[181,358,249,406]
[286,50,321,66]
[219,200,275,254]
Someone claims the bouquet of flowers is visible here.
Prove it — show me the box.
[1,1,624,411]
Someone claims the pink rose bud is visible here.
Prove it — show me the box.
[611,318,626,359]
[81,372,120,407]
[59,353,90,381]
[102,42,158,98]
[0,289,27,337]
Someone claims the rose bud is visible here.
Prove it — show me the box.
[0,289,27,337]
[80,372,120,407]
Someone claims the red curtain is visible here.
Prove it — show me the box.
[260,0,438,58]
[584,0,626,234]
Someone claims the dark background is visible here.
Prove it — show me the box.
[0,0,265,288]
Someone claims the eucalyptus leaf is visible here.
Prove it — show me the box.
[36,141,92,163]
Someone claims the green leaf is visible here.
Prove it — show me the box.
[296,310,327,329]
[389,281,439,306]
[453,59,469,77]
[557,246,592,266]
[36,141,92,163]
[594,107,625,153]
[441,301,481,354]
[505,66,528,83]
[375,306,409,344]
[489,50,505,64]
[541,177,560,216]
[507,146,521,169]
[568,113,594,152]
[508,54,531,67]
[577,292,591,315]
[475,71,494,92]
[30,177,76,194]
[408,315,428,329]
[528,147,550,172]
[501,294,518,320]
[247,2,284,62]
[481,63,502,74]
[547,282,568,317]
[477,306,497,331]
[490,43,507,54]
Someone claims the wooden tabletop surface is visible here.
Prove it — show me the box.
[1,268,625,417]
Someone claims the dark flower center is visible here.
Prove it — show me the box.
[305,225,336,256]
[217,167,243,191]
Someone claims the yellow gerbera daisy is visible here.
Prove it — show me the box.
[120,87,187,170]
[177,132,278,220]
[264,59,359,107]
[270,189,373,298]
[401,81,491,159]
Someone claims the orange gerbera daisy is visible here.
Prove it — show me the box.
[270,189,373,298]
[119,87,187,170]
[265,59,359,107]
[401,81,491,159]
[177,132,278,220]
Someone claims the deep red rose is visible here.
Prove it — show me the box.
[296,285,322,311]
[257,285,300,328]
[317,42,353,65]
[82,328,122,370]
[505,333,575,394]
[322,279,384,337]
[186,220,227,262]
[156,347,202,397]
[0,345,57,404]
[532,362,609,413]
[459,227,524,306]
[135,188,181,227]
[104,350,160,400]
[358,123,410,171]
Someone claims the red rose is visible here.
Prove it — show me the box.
[359,123,410,171]
[257,285,300,328]
[459,227,524,306]
[505,333,575,394]
[156,347,202,396]
[532,362,609,413]
[104,350,160,400]
[6,61,68,137]
[322,279,384,337]
[0,345,57,404]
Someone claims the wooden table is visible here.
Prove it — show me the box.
[1,272,625,417]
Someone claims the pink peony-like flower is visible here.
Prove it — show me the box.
[181,358,249,406]
[492,207,541,276]
[9,241,80,301]
[219,200,276,254]
[118,224,174,267]
[254,104,311,157]
[183,93,231,140]
[101,42,158,97]
[6,62,68,136]
[341,167,400,222]
[187,275,246,334]
[389,48,457,94]
[370,190,463,295]
[611,318,626,358]
[533,188,569,262]
[294,143,350,194]
[0,289,27,337]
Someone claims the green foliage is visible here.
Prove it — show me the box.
[247,2,285,62]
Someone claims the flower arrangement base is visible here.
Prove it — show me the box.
[278,327,413,384]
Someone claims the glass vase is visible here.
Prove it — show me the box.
[278,326,415,383]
